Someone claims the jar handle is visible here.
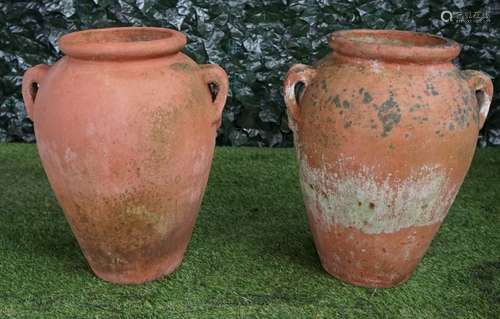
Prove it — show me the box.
[200,64,229,128]
[22,64,50,121]
[462,70,494,129]
[283,64,317,129]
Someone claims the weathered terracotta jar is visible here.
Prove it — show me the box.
[22,27,228,284]
[284,29,493,288]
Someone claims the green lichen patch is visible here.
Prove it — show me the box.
[169,63,195,72]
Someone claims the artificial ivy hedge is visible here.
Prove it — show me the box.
[1,0,499,146]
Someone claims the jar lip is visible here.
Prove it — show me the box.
[329,29,461,64]
[59,27,187,61]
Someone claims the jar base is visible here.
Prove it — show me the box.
[322,263,414,288]
[89,251,185,284]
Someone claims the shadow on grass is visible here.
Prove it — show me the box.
[0,156,89,275]
[470,260,500,306]
[203,148,325,275]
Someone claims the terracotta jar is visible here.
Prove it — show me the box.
[22,27,228,284]
[284,29,493,288]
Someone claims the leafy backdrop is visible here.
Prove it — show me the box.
[1,0,499,146]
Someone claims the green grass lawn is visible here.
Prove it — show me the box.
[0,144,499,318]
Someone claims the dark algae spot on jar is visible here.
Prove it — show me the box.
[332,95,341,108]
[375,91,401,137]
[425,81,439,96]
[362,91,373,104]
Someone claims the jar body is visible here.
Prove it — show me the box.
[284,30,493,287]
[22,28,228,283]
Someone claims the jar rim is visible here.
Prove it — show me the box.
[329,29,460,64]
[59,27,186,61]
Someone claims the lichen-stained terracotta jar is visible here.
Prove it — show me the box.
[284,29,493,288]
[22,27,228,284]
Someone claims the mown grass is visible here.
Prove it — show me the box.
[0,144,499,318]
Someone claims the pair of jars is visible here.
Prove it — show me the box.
[22,27,492,287]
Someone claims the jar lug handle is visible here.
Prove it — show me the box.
[22,64,50,121]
